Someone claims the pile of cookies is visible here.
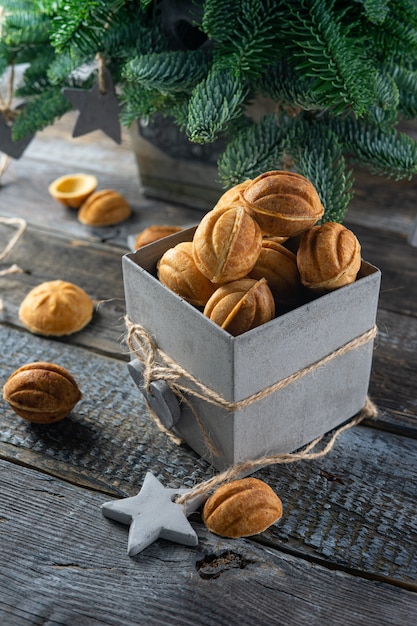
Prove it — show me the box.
[154,170,362,336]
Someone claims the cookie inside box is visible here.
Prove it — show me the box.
[122,227,381,469]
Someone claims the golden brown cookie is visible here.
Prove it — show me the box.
[193,206,262,283]
[78,189,131,226]
[213,179,252,212]
[203,278,275,336]
[241,170,324,237]
[3,362,82,424]
[249,239,302,307]
[19,280,94,336]
[202,478,283,538]
[135,225,183,249]
[157,242,217,306]
[297,222,362,293]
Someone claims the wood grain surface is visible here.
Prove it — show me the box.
[2,460,417,626]
[1,110,417,624]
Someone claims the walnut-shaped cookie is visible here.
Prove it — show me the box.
[135,224,182,249]
[78,189,131,226]
[3,362,82,424]
[240,170,324,238]
[213,179,252,212]
[202,477,283,538]
[249,239,302,307]
[204,278,275,336]
[19,280,94,336]
[157,242,217,306]
[297,222,362,293]
[193,206,262,284]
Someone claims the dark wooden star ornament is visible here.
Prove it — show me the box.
[0,105,35,159]
[62,67,122,144]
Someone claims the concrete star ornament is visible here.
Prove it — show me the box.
[62,67,122,144]
[101,472,205,556]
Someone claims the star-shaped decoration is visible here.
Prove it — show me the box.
[0,105,35,159]
[62,68,122,144]
[101,472,206,556]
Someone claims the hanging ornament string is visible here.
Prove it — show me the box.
[0,62,16,122]
[0,63,15,175]
[97,53,107,95]
[0,217,26,275]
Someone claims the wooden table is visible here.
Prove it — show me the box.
[1,114,417,625]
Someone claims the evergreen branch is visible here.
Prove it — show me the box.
[46,50,95,85]
[123,50,211,94]
[357,0,390,24]
[256,58,322,112]
[328,114,417,179]
[119,82,187,126]
[50,0,127,54]
[217,113,287,187]
[286,0,377,116]
[210,0,282,79]
[201,0,242,41]
[15,47,56,96]
[285,118,353,223]
[187,69,249,143]
[11,87,72,140]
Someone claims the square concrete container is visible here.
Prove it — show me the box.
[123,227,381,470]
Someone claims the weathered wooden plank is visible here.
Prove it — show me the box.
[0,224,128,358]
[1,459,416,626]
[0,325,417,584]
[0,113,203,247]
[256,425,417,586]
[371,308,417,429]
[2,220,417,364]
[346,166,417,237]
[345,221,417,317]
[2,111,417,245]
[0,324,216,496]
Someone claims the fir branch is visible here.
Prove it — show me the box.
[187,68,249,143]
[286,0,377,116]
[11,86,72,140]
[123,50,211,94]
[256,58,322,112]
[217,113,287,187]
[46,50,95,85]
[357,0,390,24]
[209,0,282,79]
[15,47,57,96]
[50,0,127,54]
[328,114,417,179]
[201,0,242,41]
[119,82,187,126]
[285,118,353,223]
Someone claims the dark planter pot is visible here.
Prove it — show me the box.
[130,114,224,211]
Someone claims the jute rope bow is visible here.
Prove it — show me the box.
[125,316,378,503]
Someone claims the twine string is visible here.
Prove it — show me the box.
[176,395,378,505]
[96,54,107,95]
[125,316,379,498]
[125,317,377,414]
[0,217,26,275]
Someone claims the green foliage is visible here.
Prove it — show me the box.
[123,50,211,93]
[11,87,72,139]
[187,69,249,143]
[2,0,417,220]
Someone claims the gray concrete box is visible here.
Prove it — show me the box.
[123,227,381,470]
